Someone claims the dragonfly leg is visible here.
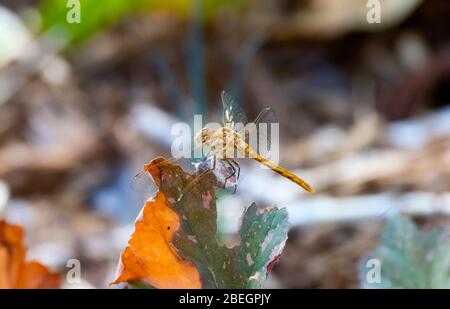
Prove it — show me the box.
[228,158,240,180]
[228,159,240,194]
[222,159,236,189]
[222,159,240,194]
[223,160,236,189]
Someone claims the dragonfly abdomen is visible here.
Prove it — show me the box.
[239,142,313,193]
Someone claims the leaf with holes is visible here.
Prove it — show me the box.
[112,157,289,288]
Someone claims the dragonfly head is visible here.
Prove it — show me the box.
[195,128,214,146]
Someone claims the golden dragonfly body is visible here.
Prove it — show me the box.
[195,91,313,193]
[135,91,313,198]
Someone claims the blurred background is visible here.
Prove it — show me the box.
[0,0,449,288]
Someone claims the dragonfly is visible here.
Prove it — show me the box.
[133,91,313,199]
[195,91,313,193]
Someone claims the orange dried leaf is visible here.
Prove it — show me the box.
[112,191,201,288]
[0,220,60,289]
[113,157,289,289]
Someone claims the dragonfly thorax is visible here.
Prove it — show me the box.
[195,127,242,157]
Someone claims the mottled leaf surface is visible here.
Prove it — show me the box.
[360,216,450,288]
[114,157,289,288]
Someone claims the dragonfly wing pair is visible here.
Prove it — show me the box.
[133,91,313,199]
[221,91,313,193]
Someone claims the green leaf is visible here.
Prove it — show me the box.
[39,0,249,46]
[146,157,289,288]
[39,0,148,45]
[129,281,156,289]
[359,216,450,288]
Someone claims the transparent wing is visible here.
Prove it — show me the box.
[196,157,238,187]
[238,106,276,157]
[221,91,248,127]
[131,154,205,193]
[131,156,183,193]
[178,157,239,201]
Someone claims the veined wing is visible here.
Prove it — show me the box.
[133,141,207,183]
[131,156,184,193]
[221,91,248,129]
[236,106,275,158]
[177,156,240,201]
[131,153,205,193]
[221,92,275,157]
[132,155,238,200]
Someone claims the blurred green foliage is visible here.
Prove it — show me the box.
[39,0,248,45]
[360,216,450,288]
